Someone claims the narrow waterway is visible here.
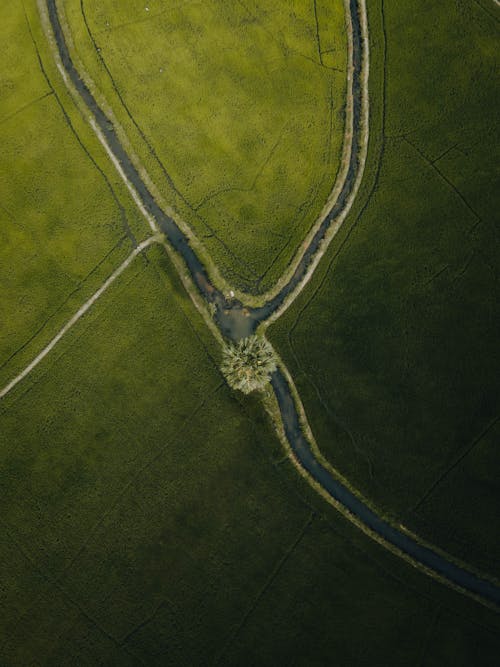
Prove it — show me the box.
[46,0,364,341]
[45,0,227,312]
[249,0,364,323]
[45,0,500,608]
[272,370,500,606]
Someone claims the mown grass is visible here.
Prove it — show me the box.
[62,0,348,293]
[269,0,500,577]
[2,244,499,666]
[0,1,148,391]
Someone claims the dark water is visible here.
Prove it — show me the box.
[272,370,500,607]
[46,0,500,607]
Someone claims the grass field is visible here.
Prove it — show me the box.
[269,0,500,577]
[0,244,302,662]
[220,504,500,667]
[0,1,147,390]
[2,245,499,665]
[62,0,348,292]
[1,0,499,664]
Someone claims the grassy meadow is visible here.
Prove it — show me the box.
[270,0,500,577]
[1,0,499,664]
[62,0,348,292]
[1,245,499,665]
[0,1,147,390]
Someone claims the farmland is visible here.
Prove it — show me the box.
[62,0,348,292]
[270,0,500,578]
[1,0,499,665]
[0,1,147,393]
[2,244,500,664]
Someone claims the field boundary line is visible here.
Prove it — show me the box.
[215,512,316,665]
[22,4,137,245]
[0,235,161,400]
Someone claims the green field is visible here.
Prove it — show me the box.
[2,245,499,665]
[62,0,348,292]
[270,0,500,577]
[0,1,147,390]
[1,0,499,664]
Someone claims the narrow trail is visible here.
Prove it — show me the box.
[0,236,160,400]
[5,0,496,610]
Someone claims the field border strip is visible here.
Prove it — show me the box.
[0,235,161,400]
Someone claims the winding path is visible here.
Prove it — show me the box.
[38,0,500,609]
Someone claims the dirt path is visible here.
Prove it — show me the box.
[0,235,160,400]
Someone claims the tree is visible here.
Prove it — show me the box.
[220,335,277,394]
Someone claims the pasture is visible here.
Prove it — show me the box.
[2,244,499,664]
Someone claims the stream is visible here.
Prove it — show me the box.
[45,0,500,607]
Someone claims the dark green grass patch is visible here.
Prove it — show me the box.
[2,245,498,665]
[0,247,309,663]
[269,0,500,576]
[221,514,500,667]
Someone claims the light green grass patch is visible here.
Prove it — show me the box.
[64,0,348,292]
[0,2,149,388]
